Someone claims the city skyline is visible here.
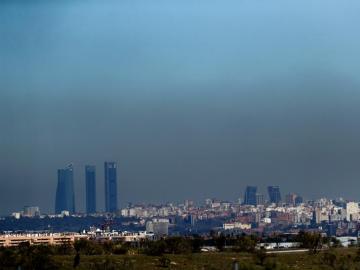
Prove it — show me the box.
[2,159,360,215]
[12,160,341,215]
[5,168,360,216]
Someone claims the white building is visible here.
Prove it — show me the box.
[336,237,358,247]
[146,218,169,236]
[223,222,251,230]
[23,206,40,217]
[346,202,359,222]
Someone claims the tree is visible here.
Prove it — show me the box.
[165,237,192,254]
[296,231,323,254]
[322,251,337,269]
[102,240,114,254]
[55,240,74,255]
[158,256,171,268]
[191,235,204,253]
[144,239,167,256]
[73,252,80,268]
[74,239,103,255]
[18,245,58,270]
[234,235,257,253]
[214,235,226,252]
[0,247,17,268]
[330,237,342,248]
[113,244,129,255]
[253,249,267,266]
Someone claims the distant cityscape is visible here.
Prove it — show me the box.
[19,161,306,216]
[2,161,360,244]
[9,161,304,217]
[7,161,305,218]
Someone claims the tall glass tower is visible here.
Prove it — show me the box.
[243,186,257,206]
[268,186,282,204]
[85,165,96,214]
[104,162,118,213]
[55,164,75,214]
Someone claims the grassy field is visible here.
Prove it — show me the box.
[52,248,360,270]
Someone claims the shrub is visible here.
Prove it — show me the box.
[113,244,129,255]
[158,256,171,268]
[144,239,167,256]
[74,239,103,255]
[233,236,258,253]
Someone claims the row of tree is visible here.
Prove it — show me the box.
[0,232,348,269]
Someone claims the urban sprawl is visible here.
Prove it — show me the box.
[1,162,360,249]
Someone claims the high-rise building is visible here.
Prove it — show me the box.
[285,193,303,206]
[85,165,96,214]
[256,193,265,206]
[313,208,329,224]
[23,206,40,217]
[267,186,282,204]
[346,202,359,222]
[104,162,118,213]
[243,186,257,205]
[285,193,297,205]
[295,195,303,205]
[146,218,169,236]
[55,164,75,214]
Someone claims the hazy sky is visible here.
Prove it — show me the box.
[1,0,360,215]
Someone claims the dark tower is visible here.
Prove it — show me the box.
[55,164,75,214]
[85,165,96,214]
[267,186,282,204]
[244,186,257,206]
[104,162,118,213]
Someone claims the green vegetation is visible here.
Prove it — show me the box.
[40,249,360,269]
[1,233,360,269]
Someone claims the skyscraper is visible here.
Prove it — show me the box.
[55,164,75,214]
[85,165,96,214]
[256,193,265,206]
[243,186,257,206]
[104,162,118,213]
[268,186,282,204]
[295,195,303,205]
[285,193,297,205]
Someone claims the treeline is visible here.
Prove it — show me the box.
[0,232,353,269]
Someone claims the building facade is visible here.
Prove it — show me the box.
[244,186,257,206]
[23,206,40,217]
[256,193,265,206]
[346,202,359,222]
[285,193,297,205]
[104,162,118,213]
[146,218,169,236]
[55,164,75,214]
[268,186,282,204]
[85,165,96,214]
